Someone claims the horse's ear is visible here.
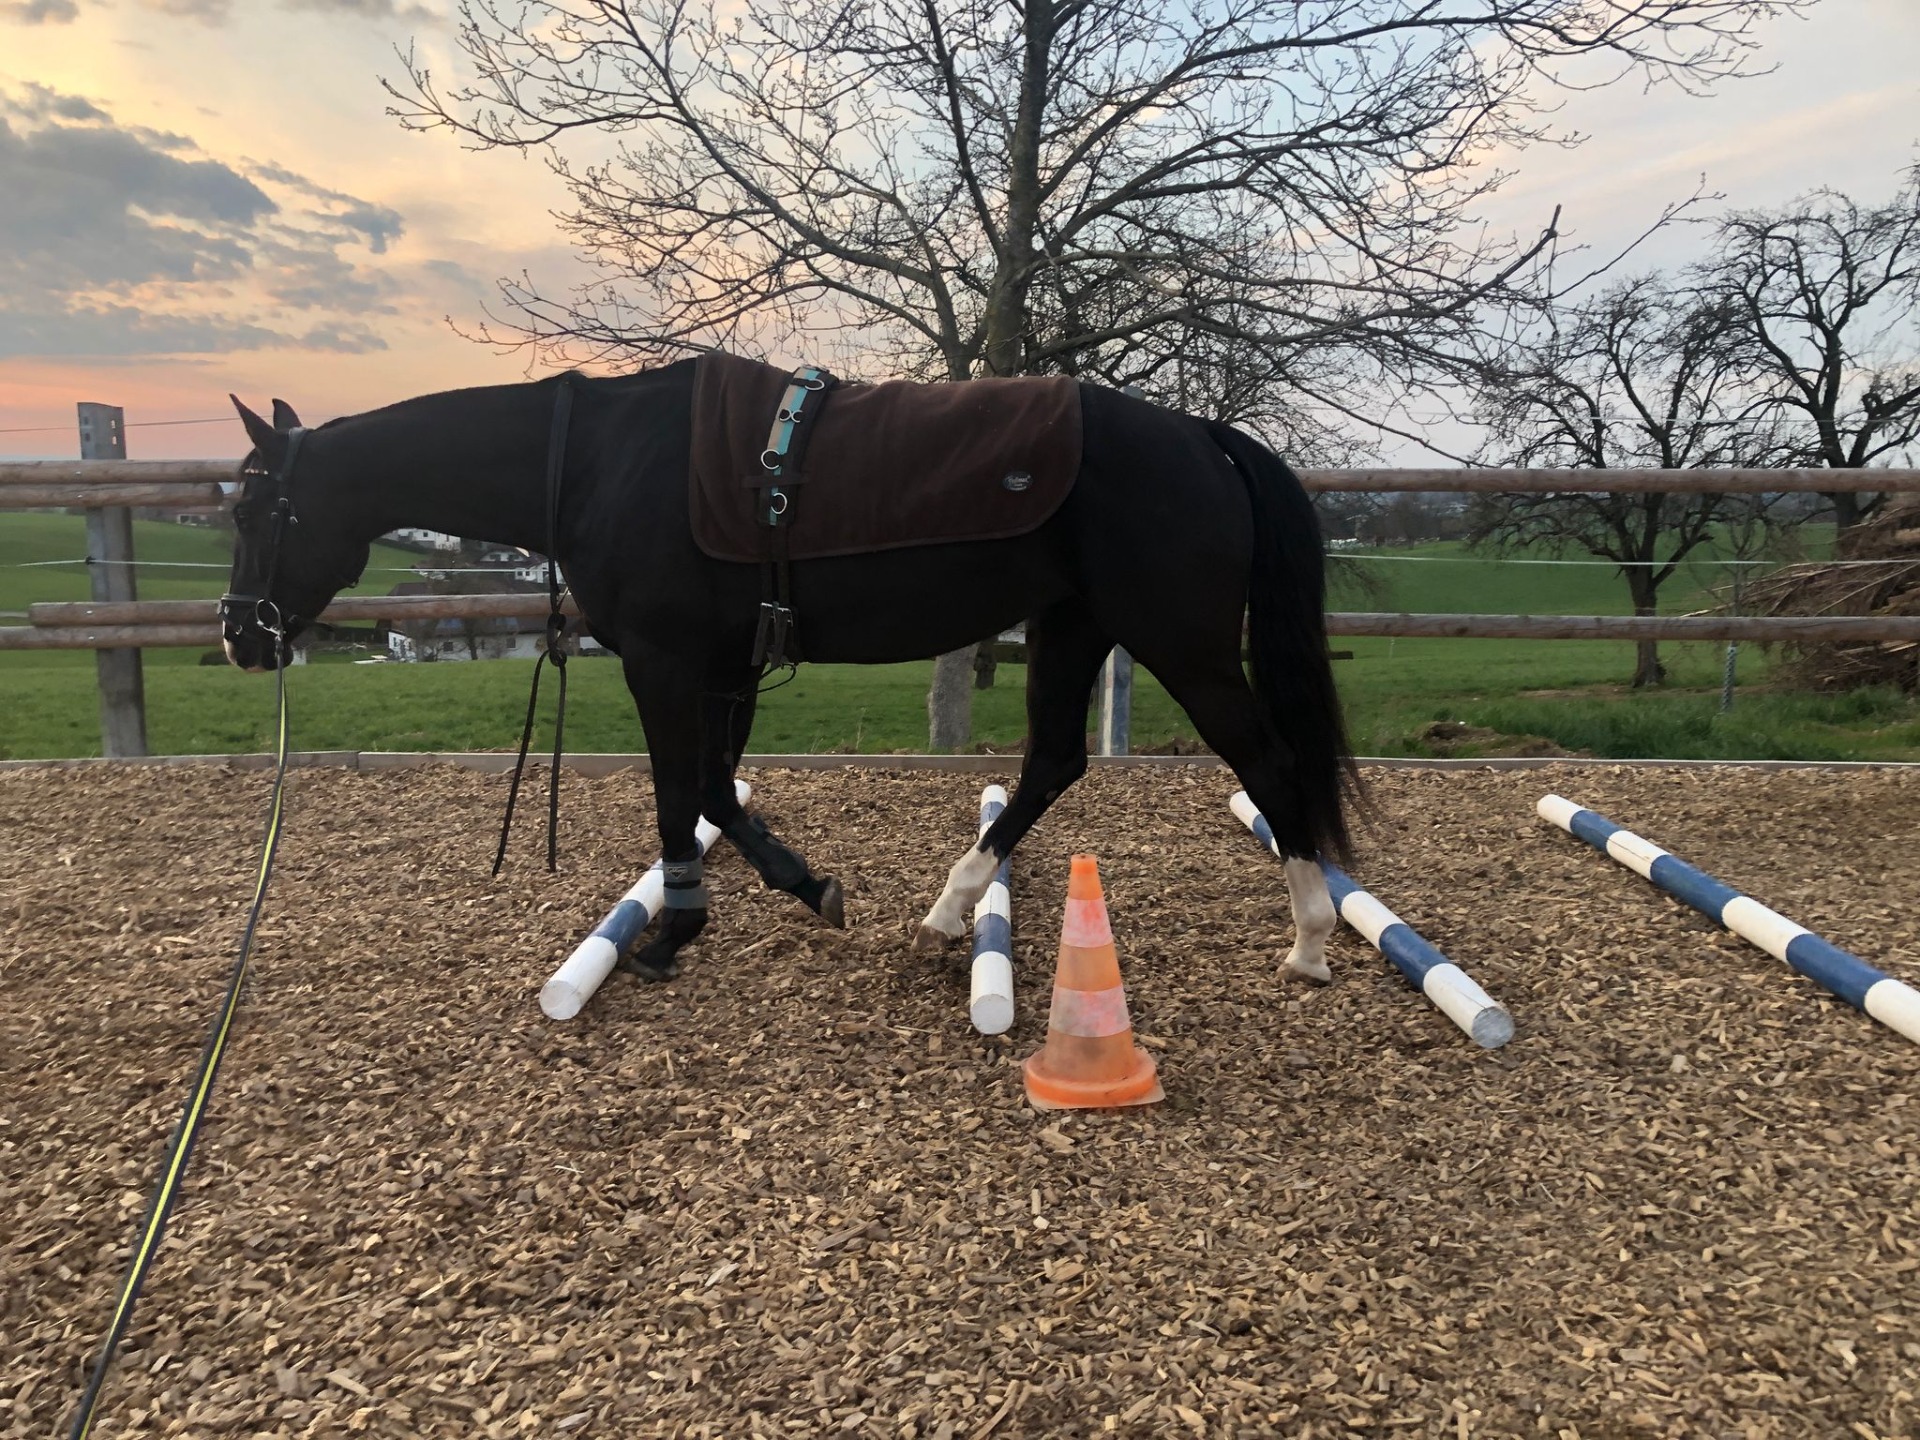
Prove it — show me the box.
[230,396,281,456]
[271,399,302,430]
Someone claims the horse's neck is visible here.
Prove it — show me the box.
[326,383,555,553]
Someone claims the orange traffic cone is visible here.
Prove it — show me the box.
[1023,855,1163,1110]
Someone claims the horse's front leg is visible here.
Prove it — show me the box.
[615,646,709,981]
[704,674,845,928]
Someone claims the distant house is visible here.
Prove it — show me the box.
[377,575,604,662]
[384,528,463,552]
[387,617,545,663]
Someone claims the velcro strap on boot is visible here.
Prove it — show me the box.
[662,858,709,909]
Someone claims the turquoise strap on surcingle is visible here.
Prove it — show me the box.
[758,365,831,526]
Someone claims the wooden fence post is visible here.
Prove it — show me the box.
[78,402,148,757]
[1095,381,1147,758]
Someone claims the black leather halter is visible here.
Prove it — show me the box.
[218,426,308,651]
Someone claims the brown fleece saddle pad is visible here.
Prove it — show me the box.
[688,352,1082,563]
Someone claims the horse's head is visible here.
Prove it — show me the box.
[222,396,371,671]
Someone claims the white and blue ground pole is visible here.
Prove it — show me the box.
[1539,794,1920,1049]
[1230,791,1514,1048]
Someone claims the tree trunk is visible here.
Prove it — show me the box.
[1828,489,1864,532]
[1626,573,1665,688]
[974,645,997,689]
[928,646,977,750]
[923,3,1049,747]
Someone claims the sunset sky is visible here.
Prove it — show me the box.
[1,0,1915,461]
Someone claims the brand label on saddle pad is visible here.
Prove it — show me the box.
[688,353,1082,563]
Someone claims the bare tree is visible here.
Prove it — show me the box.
[1694,171,1920,530]
[1467,276,1787,687]
[391,0,1808,737]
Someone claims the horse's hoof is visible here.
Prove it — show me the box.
[1283,951,1332,984]
[913,922,958,953]
[817,877,846,930]
[616,952,680,982]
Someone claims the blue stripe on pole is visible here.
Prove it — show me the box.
[593,897,651,953]
[1645,853,1743,923]
[979,796,1012,886]
[1321,862,1444,988]
[972,794,1012,966]
[1784,933,1884,1010]
[975,909,1012,956]
[1376,923,1446,989]
[1565,807,1620,852]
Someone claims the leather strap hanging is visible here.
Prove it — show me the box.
[494,375,575,875]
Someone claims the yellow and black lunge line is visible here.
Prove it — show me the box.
[68,655,293,1440]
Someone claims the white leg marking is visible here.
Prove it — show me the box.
[1282,857,1335,984]
[915,843,999,950]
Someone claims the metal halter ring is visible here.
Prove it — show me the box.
[796,374,826,391]
[768,491,790,516]
[760,448,784,471]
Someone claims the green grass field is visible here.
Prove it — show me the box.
[4,515,1915,761]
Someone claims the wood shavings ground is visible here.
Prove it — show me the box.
[2,762,1917,1438]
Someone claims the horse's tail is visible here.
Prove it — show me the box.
[1207,421,1357,862]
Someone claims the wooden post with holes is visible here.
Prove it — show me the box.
[79,403,148,757]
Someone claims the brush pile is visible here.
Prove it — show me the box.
[1745,499,1920,691]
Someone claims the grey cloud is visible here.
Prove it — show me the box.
[0,114,271,292]
[296,0,438,18]
[0,301,287,358]
[421,257,483,287]
[0,85,416,360]
[5,0,437,23]
[4,84,107,123]
[295,321,389,352]
[246,160,406,254]
[333,200,404,253]
[2,0,80,21]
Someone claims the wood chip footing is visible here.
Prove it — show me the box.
[3,763,1917,1438]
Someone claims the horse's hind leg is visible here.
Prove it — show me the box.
[705,674,845,929]
[915,600,1113,948]
[1140,653,1337,981]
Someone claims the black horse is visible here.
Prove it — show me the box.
[222,362,1353,983]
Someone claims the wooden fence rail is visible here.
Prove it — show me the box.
[4,459,1918,498]
[26,595,585,627]
[5,605,1916,651]
[7,459,1918,754]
